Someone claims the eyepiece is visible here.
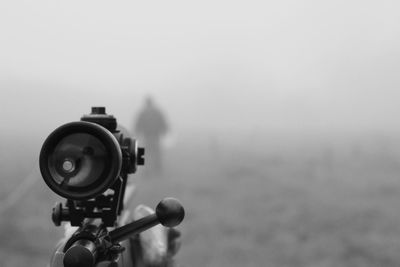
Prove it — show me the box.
[39,121,122,200]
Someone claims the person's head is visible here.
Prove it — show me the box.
[145,95,154,107]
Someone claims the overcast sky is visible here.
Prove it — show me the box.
[1,0,400,137]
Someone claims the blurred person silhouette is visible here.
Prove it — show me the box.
[134,96,168,176]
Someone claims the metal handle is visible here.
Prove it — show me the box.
[110,197,185,243]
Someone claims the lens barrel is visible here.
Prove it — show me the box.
[39,121,122,200]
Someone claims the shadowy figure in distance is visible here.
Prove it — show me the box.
[134,96,168,177]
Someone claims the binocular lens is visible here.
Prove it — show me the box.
[49,133,107,188]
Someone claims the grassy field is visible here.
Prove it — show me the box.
[1,133,400,267]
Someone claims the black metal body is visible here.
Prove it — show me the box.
[53,198,184,267]
[41,107,184,267]
[43,108,144,227]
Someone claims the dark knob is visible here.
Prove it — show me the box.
[137,147,145,165]
[63,239,96,267]
[156,198,185,227]
[52,202,70,226]
[52,202,63,226]
[91,107,106,115]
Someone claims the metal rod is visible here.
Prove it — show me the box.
[109,214,159,243]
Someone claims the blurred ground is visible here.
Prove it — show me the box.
[1,133,400,267]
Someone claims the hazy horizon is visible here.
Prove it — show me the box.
[1,0,400,138]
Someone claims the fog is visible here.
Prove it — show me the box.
[3,1,400,267]
[1,0,400,139]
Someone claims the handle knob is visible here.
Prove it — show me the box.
[156,198,185,227]
[109,198,184,243]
